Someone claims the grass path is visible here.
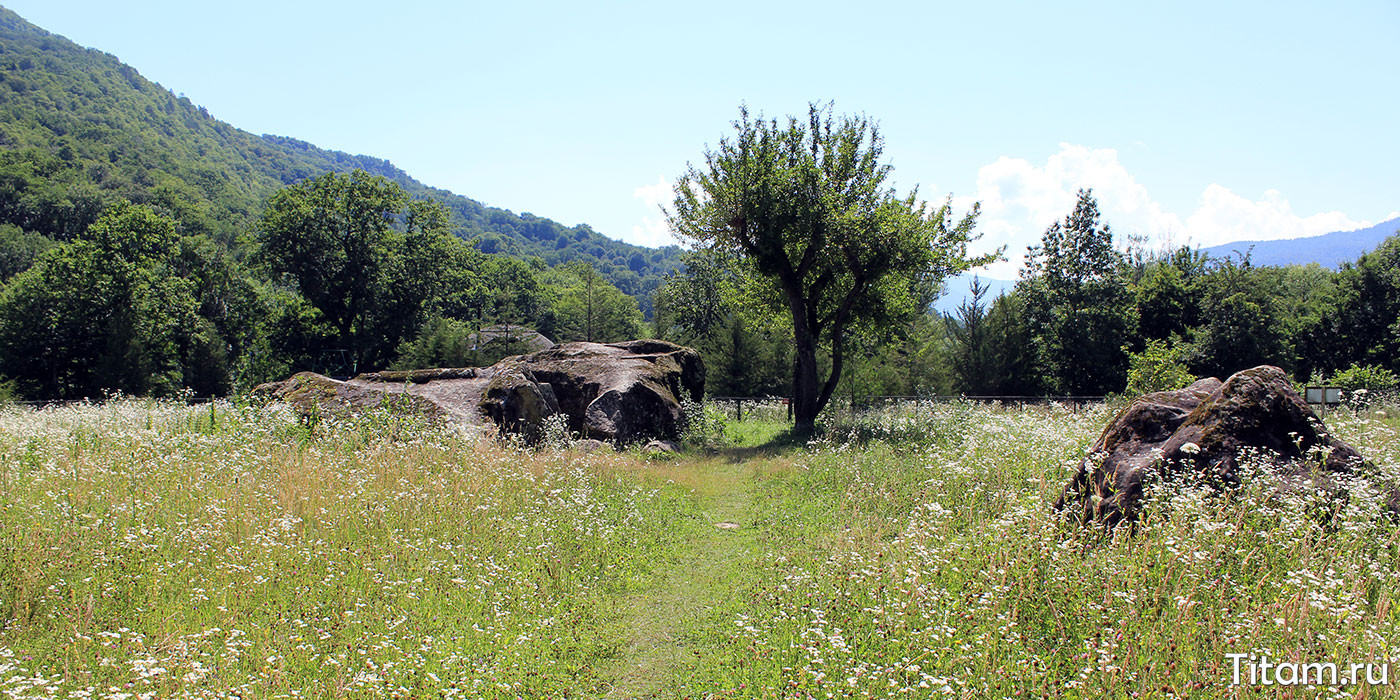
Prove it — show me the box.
[594,454,776,700]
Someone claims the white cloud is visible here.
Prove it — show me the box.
[621,149,1391,270]
[963,143,1381,279]
[626,176,677,248]
[1182,185,1389,248]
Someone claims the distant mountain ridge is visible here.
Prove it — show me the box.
[934,273,1014,315]
[4,3,1390,319]
[935,217,1399,314]
[1201,217,1400,269]
[0,5,681,304]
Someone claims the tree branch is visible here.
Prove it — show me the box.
[815,274,867,414]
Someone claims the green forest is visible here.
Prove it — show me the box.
[658,182,1399,401]
[0,6,673,398]
[0,6,1395,403]
[651,106,1398,405]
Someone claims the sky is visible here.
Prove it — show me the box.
[8,0,1398,278]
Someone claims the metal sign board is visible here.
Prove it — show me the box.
[1305,386,1343,405]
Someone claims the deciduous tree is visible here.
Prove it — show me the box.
[1021,189,1133,394]
[255,170,456,370]
[0,203,211,398]
[668,104,993,431]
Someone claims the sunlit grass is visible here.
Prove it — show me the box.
[675,401,1400,699]
[0,398,1396,698]
[0,400,704,698]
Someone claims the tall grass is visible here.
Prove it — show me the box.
[678,402,1400,698]
[0,400,703,698]
[0,399,1396,698]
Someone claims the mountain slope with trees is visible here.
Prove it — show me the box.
[0,6,659,399]
[0,6,680,300]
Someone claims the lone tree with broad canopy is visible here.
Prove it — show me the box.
[256,170,457,372]
[668,104,996,432]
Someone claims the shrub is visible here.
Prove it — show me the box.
[1330,363,1399,392]
[1123,337,1195,396]
[679,399,728,448]
[393,315,474,370]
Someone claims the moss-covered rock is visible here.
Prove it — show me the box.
[251,371,445,420]
[251,340,706,445]
[1056,365,1390,527]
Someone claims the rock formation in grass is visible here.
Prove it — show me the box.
[253,371,449,420]
[253,340,705,444]
[1055,365,1390,526]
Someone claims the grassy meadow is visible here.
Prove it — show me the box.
[0,398,1397,699]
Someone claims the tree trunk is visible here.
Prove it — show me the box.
[789,294,821,433]
[792,331,820,433]
[334,316,355,374]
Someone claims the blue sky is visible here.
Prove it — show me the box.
[9,0,1398,276]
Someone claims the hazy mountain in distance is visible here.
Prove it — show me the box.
[934,273,1015,315]
[1202,217,1399,268]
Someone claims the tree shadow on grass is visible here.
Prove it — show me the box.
[713,425,814,463]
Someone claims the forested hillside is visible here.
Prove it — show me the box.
[0,6,680,298]
[1,5,1394,404]
[0,6,679,400]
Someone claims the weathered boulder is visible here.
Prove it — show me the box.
[1055,365,1385,526]
[478,363,561,443]
[250,339,705,445]
[469,324,554,353]
[502,340,705,443]
[251,371,445,419]
[570,439,612,454]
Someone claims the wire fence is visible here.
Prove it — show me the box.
[7,396,220,408]
[4,388,1395,422]
[707,394,1111,422]
[708,389,1400,422]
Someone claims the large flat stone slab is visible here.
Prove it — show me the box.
[253,339,705,444]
